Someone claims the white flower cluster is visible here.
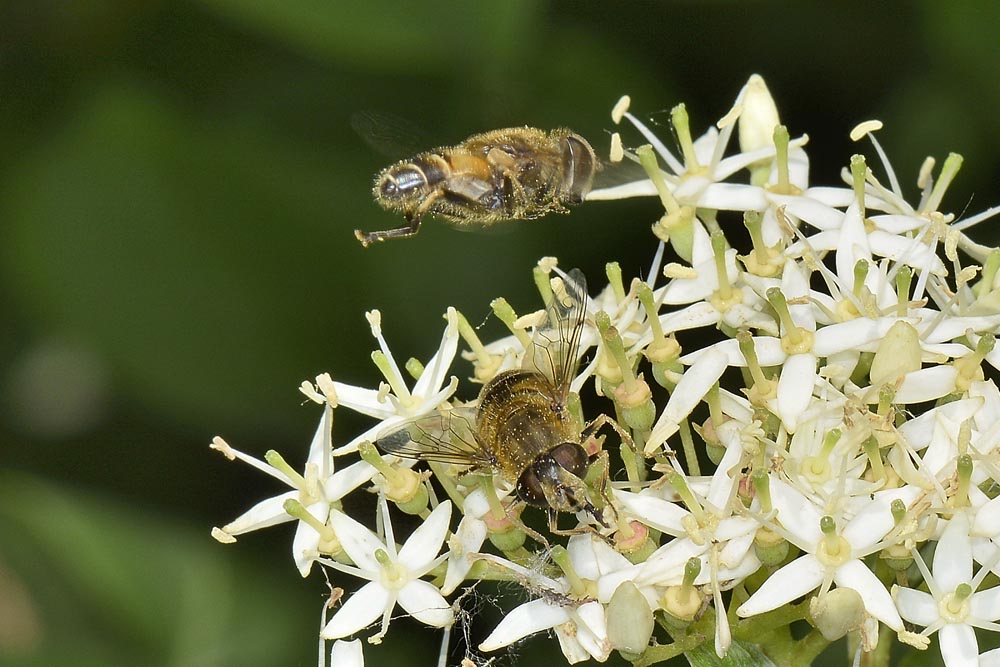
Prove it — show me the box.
[212,75,1000,667]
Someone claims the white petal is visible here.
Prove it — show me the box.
[656,302,722,337]
[812,319,883,356]
[306,405,335,472]
[411,308,458,398]
[292,500,328,577]
[325,460,378,501]
[891,366,959,404]
[773,193,845,230]
[442,516,488,595]
[572,601,610,660]
[397,579,453,628]
[800,186,856,209]
[935,513,973,590]
[635,538,707,588]
[331,383,396,420]
[566,535,630,585]
[222,490,297,535]
[462,488,491,518]
[397,501,451,572]
[330,639,364,667]
[769,478,823,547]
[894,587,939,626]
[681,336,787,367]
[971,380,1000,431]
[695,182,769,210]
[737,555,824,617]
[479,599,569,651]
[834,560,902,630]
[587,180,657,200]
[980,647,1000,667]
[321,582,391,639]
[705,435,742,511]
[923,316,1000,344]
[939,623,978,667]
[776,353,816,433]
[898,398,982,452]
[870,213,927,234]
[868,230,947,275]
[970,586,1000,623]
[554,630,590,665]
[841,493,899,552]
[781,259,814,328]
[646,348,728,453]
[329,510,385,572]
[835,203,872,292]
[615,490,688,535]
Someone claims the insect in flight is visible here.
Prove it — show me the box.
[355,127,597,247]
[373,269,615,533]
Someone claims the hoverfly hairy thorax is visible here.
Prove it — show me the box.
[356,127,597,247]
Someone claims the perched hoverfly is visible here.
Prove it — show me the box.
[356,127,597,246]
[373,269,613,533]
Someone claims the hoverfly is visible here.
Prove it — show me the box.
[373,269,614,534]
[356,127,597,246]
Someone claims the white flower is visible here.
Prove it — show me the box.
[320,498,453,643]
[477,536,636,663]
[441,488,490,595]
[894,512,1000,667]
[588,75,808,212]
[737,478,919,634]
[332,308,460,455]
[615,423,762,656]
[212,405,374,576]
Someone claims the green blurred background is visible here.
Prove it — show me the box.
[2,2,1000,666]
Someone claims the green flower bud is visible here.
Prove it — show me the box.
[607,582,654,656]
[810,588,865,641]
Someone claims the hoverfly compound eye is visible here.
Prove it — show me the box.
[515,464,548,506]
[378,176,399,199]
[549,442,589,478]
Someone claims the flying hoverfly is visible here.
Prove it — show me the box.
[373,269,613,533]
[355,127,597,247]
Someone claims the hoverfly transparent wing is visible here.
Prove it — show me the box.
[351,110,431,160]
[524,268,588,404]
[373,407,496,468]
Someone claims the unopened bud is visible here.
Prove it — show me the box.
[870,320,921,386]
[607,582,654,656]
[738,74,781,154]
[810,588,866,641]
[753,527,788,566]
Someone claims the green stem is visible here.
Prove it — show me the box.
[865,624,893,667]
[791,630,829,665]
[678,419,700,476]
[632,629,704,667]
[734,599,810,640]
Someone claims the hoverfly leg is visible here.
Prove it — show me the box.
[546,510,615,545]
[585,449,618,527]
[354,220,421,246]
[486,147,530,207]
[583,413,635,454]
[355,190,443,246]
[506,503,550,549]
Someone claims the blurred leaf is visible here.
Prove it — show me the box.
[0,470,314,666]
[195,0,539,71]
[0,78,376,433]
[921,2,1000,109]
[685,640,776,667]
